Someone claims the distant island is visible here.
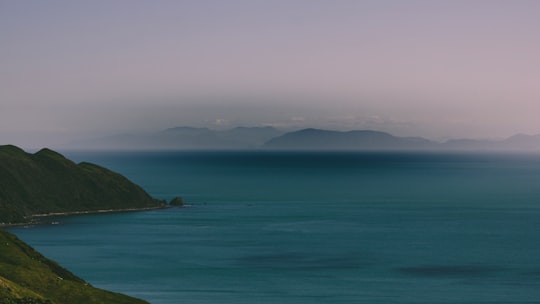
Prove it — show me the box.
[263,128,540,151]
[65,126,540,151]
[262,128,433,150]
[0,145,169,303]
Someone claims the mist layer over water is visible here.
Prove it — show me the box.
[9,152,540,303]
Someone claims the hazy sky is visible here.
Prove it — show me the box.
[2,0,540,148]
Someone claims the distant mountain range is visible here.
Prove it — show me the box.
[266,129,540,151]
[263,128,433,150]
[69,126,284,150]
[67,126,540,151]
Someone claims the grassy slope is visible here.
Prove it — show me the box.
[0,229,149,304]
[0,145,164,224]
[0,145,162,302]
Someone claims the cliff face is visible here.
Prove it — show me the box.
[0,229,149,304]
[0,145,163,224]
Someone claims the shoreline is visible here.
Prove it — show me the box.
[1,205,170,228]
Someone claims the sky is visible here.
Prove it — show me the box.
[1,0,540,148]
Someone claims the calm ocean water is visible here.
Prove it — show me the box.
[8,151,540,303]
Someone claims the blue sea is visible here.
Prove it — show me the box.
[8,151,540,303]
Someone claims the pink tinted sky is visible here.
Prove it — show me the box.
[1,0,540,148]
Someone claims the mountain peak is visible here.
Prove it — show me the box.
[0,145,26,156]
[35,147,67,158]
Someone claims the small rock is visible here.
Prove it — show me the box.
[169,196,184,207]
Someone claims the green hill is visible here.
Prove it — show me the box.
[0,145,164,303]
[0,228,149,304]
[0,145,164,224]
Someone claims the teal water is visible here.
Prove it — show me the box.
[8,151,540,303]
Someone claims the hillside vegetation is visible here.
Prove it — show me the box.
[0,145,164,224]
[0,229,149,304]
[0,145,161,302]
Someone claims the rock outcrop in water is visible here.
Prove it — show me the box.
[0,145,165,224]
[169,196,184,207]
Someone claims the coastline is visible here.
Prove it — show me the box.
[1,205,170,228]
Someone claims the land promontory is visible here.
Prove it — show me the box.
[0,145,165,224]
[0,145,168,303]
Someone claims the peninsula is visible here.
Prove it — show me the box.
[0,145,165,225]
[0,145,166,303]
